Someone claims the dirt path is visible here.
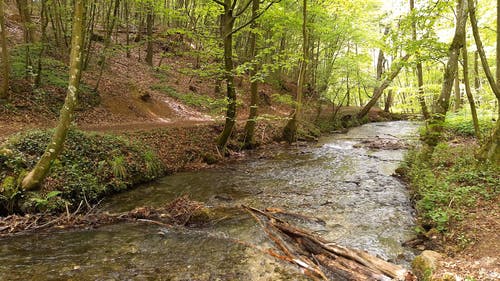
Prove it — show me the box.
[0,118,220,144]
[79,119,217,133]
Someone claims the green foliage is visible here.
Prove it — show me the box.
[0,176,20,213]
[444,112,495,137]
[403,141,499,232]
[0,129,164,214]
[29,191,67,213]
[8,46,98,112]
[110,155,128,180]
[271,93,296,106]
[143,150,163,179]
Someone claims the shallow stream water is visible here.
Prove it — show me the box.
[0,121,420,280]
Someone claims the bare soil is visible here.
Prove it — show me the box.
[432,197,500,280]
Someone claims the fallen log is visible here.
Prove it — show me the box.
[243,205,416,281]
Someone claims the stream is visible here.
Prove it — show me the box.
[0,121,420,280]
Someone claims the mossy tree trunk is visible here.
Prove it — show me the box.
[0,0,9,101]
[243,0,260,148]
[283,0,307,143]
[424,0,467,147]
[216,0,237,150]
[468,0,500,162]
[21,0,86,191]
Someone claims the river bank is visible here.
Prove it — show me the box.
[400,131,499,280]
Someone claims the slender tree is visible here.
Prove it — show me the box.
[146,2,154,66]
[0,0,9,100]
[35,0,49,88]
[462,37,480,137]
[212,0,278,149]
[15,0,34,77]
[283,0,308,143]
[411,0,430,119]
[424,0,468,147]
[95,0,121,91]
[22,0,86,190]
[468,0,500,162]
[243,0,260,147]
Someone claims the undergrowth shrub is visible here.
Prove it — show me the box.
[444,112,495,137]
[402,142,499,232]
[0,129,164,214]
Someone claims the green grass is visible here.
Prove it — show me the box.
[444,111,495,137]
[0,129,164,214]
[9,46,98,110]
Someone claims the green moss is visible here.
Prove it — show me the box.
[0,176,20,213]
[412,255,434,281]
[0,129,164,214]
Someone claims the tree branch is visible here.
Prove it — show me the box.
[227,0,280,37]
[211,0,226,7]
[235,0,253,17]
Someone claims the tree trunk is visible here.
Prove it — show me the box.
[125,0,131,58]
[468,0,500,101]
[373,30,388,109]
[468,0,500,162]
[216,2,237,149]
[0,0,9,100]
[82,1,96,70]
[497,0,500,103]
[357,55,410,119]
[454,73,462,111]
[474,51,480,92]
[243,0,260,148]
[384,89,393,113]
[462,39,480,137]
[16,0,34,78]
[283,0,308,143]
[146,3,154,66]
[35,0,49,88]
[21,0,86,190]
[94,0,120,91]
[424,0,467,147]
[410,0,430,119]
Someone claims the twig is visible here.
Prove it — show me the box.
[136,218,173,228]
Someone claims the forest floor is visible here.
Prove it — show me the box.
[434,197,500,280]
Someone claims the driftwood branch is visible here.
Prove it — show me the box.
[243,205,415,281]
